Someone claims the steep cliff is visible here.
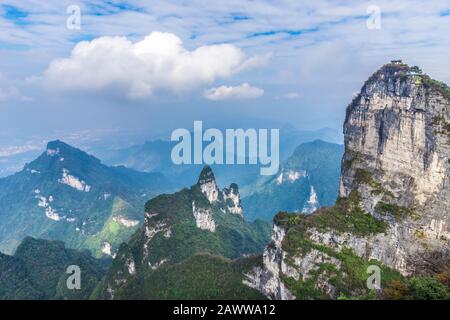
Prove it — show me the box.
[245,61,450,299]
[93,166,270,299]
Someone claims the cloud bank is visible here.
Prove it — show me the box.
[42,31,267,100]
[204,83,264,101]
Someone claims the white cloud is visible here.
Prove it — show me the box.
[0,143,42,158]
[0,74,30,103]
[1,0,450,134]
[204,83,264,101]
[42,31,267,100]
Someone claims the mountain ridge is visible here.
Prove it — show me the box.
[93,165,271,299]
[0,140,172,257]
[242,139,343,221]
[244,61,450,300]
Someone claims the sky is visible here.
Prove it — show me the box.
[0,0,449,151]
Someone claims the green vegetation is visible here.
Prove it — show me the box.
[93,170,272,299]
[280,231,404,299]
[354,168,375,185]
[281,227,404,299]
[422,75,450,101]
[0,140,170,257]
[407,277,449,299]
[275,201,448,300]
[375,202,416,220]
[354,168,391,196]
[342,150,364,171]
[272,190,403,299]
[281,274,327,300]
[383,63,450,100]
[384,276,449,300]
[410,66,423,74]
[432,115,445,126]
[313,194,388,235]
[277,191,387,240]
[109,254,265,300]
[0,237,108,300]
[331,248,403,295]
[0,252,42,299]
[84,197,141,258]
[139,186,270,266]
[365,63,450,101]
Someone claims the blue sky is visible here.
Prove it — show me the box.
[0,0,449,150]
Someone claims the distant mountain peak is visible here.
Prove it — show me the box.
[39,140,101,169]
[0,140,171,256]
[46,140,74,155]
[46,139,69,149]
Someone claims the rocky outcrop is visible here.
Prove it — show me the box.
[197,166,244,219]
[192,201,216,232]
[244,225,296,300]
[222,183,244,216]
[340,61,450,275]
[245,61,450,299]
[97,166,270,299]
[276,170,307,184]
[198,166,219,203]
[302,185,319,214]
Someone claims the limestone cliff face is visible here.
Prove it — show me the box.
[245,62,450,299]
[341,64,449,206]
[340,62,450,274]
[198,166,220,203]
[222,183,244,216]
[243,225,295,300]
[197,166,244,217]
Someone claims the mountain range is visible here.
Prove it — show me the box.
[0,140,172,257]
[0,237,107,300]
[0,61,449,300]
[242,140,344,221]
[0,136,343,260]
[92,166,271,299]
[98,127,343,189]
[92,61,450,301]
